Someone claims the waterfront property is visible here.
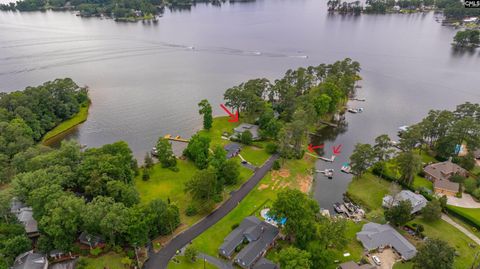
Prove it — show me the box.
[338,261,376,269]
[234,123,260,141]
[423,159,468,196]
[382,190,427,214]
[219,216,279,269]
[357,222,417,261]
[12,251,48,269]
[10,198,39,238]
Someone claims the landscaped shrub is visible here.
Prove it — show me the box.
[450,174,466,183]
[185,204,198,216]
[473,188,480,200]
[169,166,180,172]
[127,249,135,259]
[273,160,281,170]
[90,247,102,256]
[446,206,480,230]
[113,245,123,254]
[142,168,150,181]
[265,143,278,154]
[231,223,239,230]
[464,177,478,194]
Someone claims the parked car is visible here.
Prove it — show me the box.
[372,255,381,266]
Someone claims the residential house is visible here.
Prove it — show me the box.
[78,231,104,249]
[423,159,468,196]
[338,261,376,269]
[224,143,242,159]
[11,251,48,269]
[252,258,278,269]
[382,190,427,214]
[10,198,39,238]
[234,123,260,140]
[357,222,417,261]
[219,216,279,269]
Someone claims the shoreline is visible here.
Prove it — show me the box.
[41,101,90,146]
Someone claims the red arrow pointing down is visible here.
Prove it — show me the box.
[220,104,239,122]
[332,144,343,155]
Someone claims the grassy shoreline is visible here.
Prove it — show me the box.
[41,102,90,145]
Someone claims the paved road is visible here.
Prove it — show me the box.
[442,214,480,245]
[143,154,279,269]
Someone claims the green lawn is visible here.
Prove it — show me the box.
[239,146,270,167]
[447,205,480,228]
[183,156,317,260]
[347,173,390,222]
[167,255,216,269]
[42,103,90,144]
[135,159,202,225]
[393,261,413,269]
[407,217,477,269]
[198,116,241,148]
[78,252,125,269]
[412,175,433,191]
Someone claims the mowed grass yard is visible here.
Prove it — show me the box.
[135,117,269,226]
[186,156,317,259]
[348,173,479,269]
[78,252,125,269]
[167,255,216,269]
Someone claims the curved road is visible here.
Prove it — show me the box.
[143,154,280,269]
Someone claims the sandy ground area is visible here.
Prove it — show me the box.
[447,193,480,208]
[369,248,400,269]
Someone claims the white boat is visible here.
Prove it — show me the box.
[341,164,352,174]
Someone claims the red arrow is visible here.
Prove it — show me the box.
[308,144,324,153]
[220,104,239,122]
[332,144,343,155]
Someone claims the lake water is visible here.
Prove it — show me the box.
[0,0,479,210]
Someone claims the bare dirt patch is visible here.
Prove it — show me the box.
[258,184,269,190]
[272,168,290,178]
[369,248,400,269]
[296,174,313,193]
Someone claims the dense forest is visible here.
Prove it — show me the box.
[0,80,180,268]
[223,58,361,159]
[0,78,88,183]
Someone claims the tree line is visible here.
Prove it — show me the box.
[0,78,88,184]
[0,80,180,268]
[223,58,361,159]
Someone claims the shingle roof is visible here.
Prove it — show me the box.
[252,258,278,269]
[14,207,38,234]
[234,124,260,140]
[382,190,427,214]
[357,223,417,260]
[434,180,460,193]
[12,251,48,269]
[424,160,468,181]
[235,222,278,268]
[78,231,104,247]
[224,143,242,159]
[219,216,261,258]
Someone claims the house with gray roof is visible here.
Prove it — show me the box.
[357,222,417,260]
[234,123,260,140]
[10,198,39,237]
[219,216,279,269]
[382,190,427,214]
[224,143,242,159]
[252,258,278,269]
[11,251,48,269]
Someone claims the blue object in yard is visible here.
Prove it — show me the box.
[279,218,287,225]
[454,144,461,155]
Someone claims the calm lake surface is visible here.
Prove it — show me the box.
[1,0,479,210]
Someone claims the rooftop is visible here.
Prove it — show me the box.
[357,222,417,260]
[434,179,460,193]
[234,123,260,140]
[424,160,468,181]
[12,251,48,269]
[252,258,278,269]
[224,142,242,159]
[382,190,427,214]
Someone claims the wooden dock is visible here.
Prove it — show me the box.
[305,152,336,162]
[164,134,189,143]
[318,120,338,128]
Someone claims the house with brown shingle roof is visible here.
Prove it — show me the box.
[423,159,468,196]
